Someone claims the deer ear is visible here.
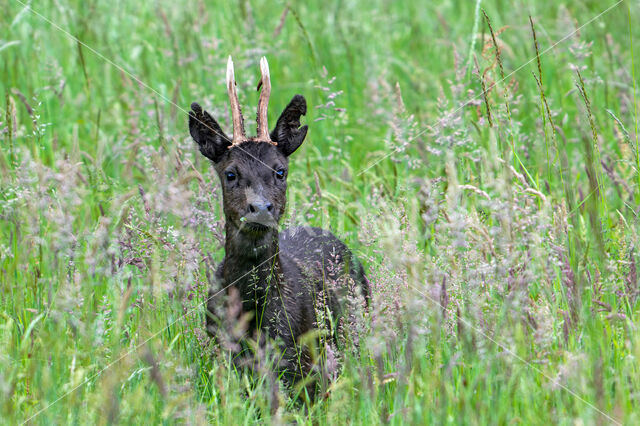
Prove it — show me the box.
[271,94,308,157]
[189,102,231,162]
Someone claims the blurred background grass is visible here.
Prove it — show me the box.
[1,0,639,424]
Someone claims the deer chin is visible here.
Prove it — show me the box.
[245,222,272,233]
[239,219,278,235]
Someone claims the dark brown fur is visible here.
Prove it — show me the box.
[188,95,370,392]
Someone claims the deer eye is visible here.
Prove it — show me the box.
[275,168,286,180]
[225,171,236,182]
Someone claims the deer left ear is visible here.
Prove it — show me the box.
[271,94,308,157]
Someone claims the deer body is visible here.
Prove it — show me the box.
[189,57,370,388]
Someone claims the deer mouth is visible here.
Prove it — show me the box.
[240,208,278,234]
[240,220,277,234]
[246,222,271,232]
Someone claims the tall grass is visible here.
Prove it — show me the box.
[1,0,639,424]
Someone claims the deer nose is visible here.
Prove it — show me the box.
[248,201,273,213]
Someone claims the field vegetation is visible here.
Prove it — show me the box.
[1,0,639,424]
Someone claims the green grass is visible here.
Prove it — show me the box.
[1,0,639,424]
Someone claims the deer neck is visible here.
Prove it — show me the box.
[222,221,282,292]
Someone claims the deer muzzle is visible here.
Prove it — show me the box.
[242,187,278,230]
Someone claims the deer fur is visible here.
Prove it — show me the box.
[188,57,370,393]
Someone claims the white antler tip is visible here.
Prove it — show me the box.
[226,56,235,85]
[260,56,270,79]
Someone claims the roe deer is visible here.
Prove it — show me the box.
[188,57,370,393]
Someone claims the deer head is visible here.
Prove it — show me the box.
[189,57,308,236]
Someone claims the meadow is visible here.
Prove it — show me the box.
[1,0,639,424]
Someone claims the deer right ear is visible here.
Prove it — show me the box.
[189,102,231,163]
[271,94,308,157]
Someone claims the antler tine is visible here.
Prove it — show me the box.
[256,56,274,143]
[226,56,246,145]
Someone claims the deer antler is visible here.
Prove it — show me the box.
[256,56,274,143]
[226,56,246,145]
[225,56,276,147]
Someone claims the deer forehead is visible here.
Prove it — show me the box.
[223,143,287,171]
